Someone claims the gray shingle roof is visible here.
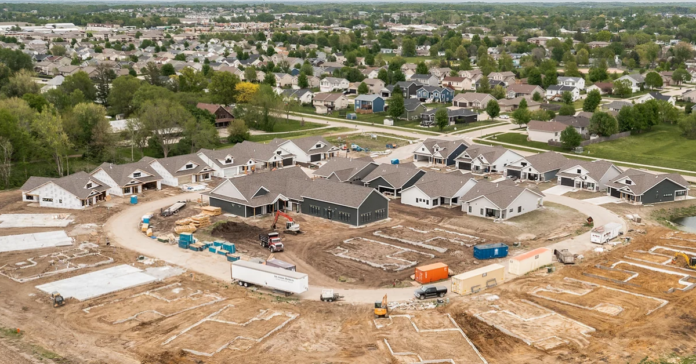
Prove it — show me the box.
[313,157,376,181]
[456,144,514,164]
[144,153,212,177]
[363,163,422,189]
[302,179,385,208]
[509,152,568,173]
[22,172,110,199]
[93,161,163,186]
[607,169,689,196]
[557,160,620,182]
[554,115,590,128]
[20,176,53,192]
[461,180,544,209]
[419,138,470,159]
[207,167,310,207]
[527,120,567,133]
[289,136,335,155]
[407,171,475,198]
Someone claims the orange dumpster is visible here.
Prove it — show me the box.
[414,263,449,284]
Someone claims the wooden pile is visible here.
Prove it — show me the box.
[175,217,197,234]
[201,206,222,216]
[191,214,211,228]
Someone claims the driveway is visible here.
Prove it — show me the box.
[584,196,622,205]
[543,185,575,196]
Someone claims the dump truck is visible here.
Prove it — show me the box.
[160,201,186,217]
[554,249,575,264]
[231,260,308,296]
[259,232,284,252]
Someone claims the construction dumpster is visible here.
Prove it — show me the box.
[414,263,449,284]
[473,243,508,260]
[451,264,505,295]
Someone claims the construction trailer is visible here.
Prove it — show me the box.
[590,222,622,244]
[414,262,449,284]
[451,264,505,295]
[231,260,308,295]
[508,248,553,275]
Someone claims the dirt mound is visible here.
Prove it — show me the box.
[140,350,189,364]
[211,221,266,241]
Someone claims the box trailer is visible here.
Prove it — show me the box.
[591,222,622,244]
[451,264,505,295]
[414,263,449,284]
[231,260,308,295]
[473,243,508,260]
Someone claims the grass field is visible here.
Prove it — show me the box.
[490,133,566,152]
[325,133,413,151]
[246,127,352,143]
[267,118,325,133]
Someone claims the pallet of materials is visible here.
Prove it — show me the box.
[201,206,222,216]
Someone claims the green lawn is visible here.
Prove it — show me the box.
[488,133,566,152]
[583,124,696,172]
[246,127,352,143]
[326,133,412,151]
[266,118,325,133]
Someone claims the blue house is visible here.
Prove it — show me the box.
[354,94,385,113]
[416,86,454,103]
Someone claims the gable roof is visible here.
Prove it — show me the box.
[144,153,211,177]
[22,172,109,199]
[607,169,689,196]
[406,171,476,198]
[363,163,422,188]
[527,120,567,133]
[461,180,544,209]
[456,144,516,163]
[93,161,163,186]
[506,84,543,94]
[20,176,54,192]
[419,138,469,159]
[208,167,311,207]
[648,92,672,101]
[558,159,621,181]
[553,115,591,128]
[313,157,376,181]
[403,98,424,111]
[302,179,386,208]
[513,152,568,173]
[289,136,335,155]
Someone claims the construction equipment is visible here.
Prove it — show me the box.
[320,289,343,302]
[161,201,186,217]
[259,232,284,252]
[51,291,65,308]
[554,249,575,264]
[271,211,301,234]
[374,294,389,318]
[672,252,696,269]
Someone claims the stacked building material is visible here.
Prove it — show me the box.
[191,214,211,228]
[201,206,222,216]
[175,224,197,234]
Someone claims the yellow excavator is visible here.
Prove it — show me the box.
[672,252,696,269]
[374,294,389,319]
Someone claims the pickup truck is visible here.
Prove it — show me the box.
[414,285,448,300]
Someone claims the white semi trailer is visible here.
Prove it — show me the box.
[230,260,308,295]
[590,222,622,244]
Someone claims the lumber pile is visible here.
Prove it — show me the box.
[175,224,197,234]
[201,206,222,216]
[191,214,211,228]
[176,218,193,226]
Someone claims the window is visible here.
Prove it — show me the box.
[86,183,92,188]
[518,206,522,213]
[509,209,513,213]
[185,163,194,169]
[576,169,581,174]
[25,195,33,200]
[225,158,232,164]
[425,200,429,205]
[480,208,483,215]
[482,272,487,277]
[133,172,141,178]
[42,198,53,202]
[468,206,472,213]
[535,255,539,259]
[58,199,62,203]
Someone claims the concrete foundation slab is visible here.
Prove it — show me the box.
[0,214,73,228]
[35,265,161,301]
[0,231,73,252]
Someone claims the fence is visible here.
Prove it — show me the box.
[547,131,630,148]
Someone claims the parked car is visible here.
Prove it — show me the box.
[414,285,448,300]
[499,115,510,119]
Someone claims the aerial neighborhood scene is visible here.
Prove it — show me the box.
[3,1,696,363]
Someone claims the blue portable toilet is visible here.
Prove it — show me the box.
[473,243,509,260]
[222,242,236,253]
[391,159,400,165]
[130,195,138,204]
[141,214,152,224]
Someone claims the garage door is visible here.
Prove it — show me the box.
[282,158,293,166]
[560,177,574,187]
[507,170,521,178]
[310,154,321,162]
[458,162,471,171]
[610,188,621,198]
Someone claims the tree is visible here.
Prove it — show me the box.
[94,64,116,106]
[161,63,175,76]
[358,82,369,94]
[530,109,552,121]
[512,98,531,126]
[71,102,108,148]
[235,82,259,103]
[227,119,250,143]
[583,90,601,112]
[477,75,491,93]
[86,112,115,161]
[564,61,582,78]
[61,71,97,101]
[561,91,573,105]
[416,62,429,75]
[589,112,618,136]
[644,72,663,89]
[576,49,589,65]
[542,69,558,89]
[209,71,240,105]
[527,68,542,86]
[656,100,680,125]
[389,92,405,119]
[243,85,280,132]
[532,91,542,102]
[141,62,162,86]
[3,69,40,97]
[560,125,582,150]
[588,67,608,82]
[455,45,468,61]
[678,114,696,139]
[32,106,71,176]
[616,105,634,132]
[490,85,506,99]
[108,75,141,116]
[297,73,309,89]
[672,68,691,85]
[177,117,219,154]
[0,137,13,188]
[263,72,276,86]
[435,108,449,131]
[559,104,576,116]
[612,79,632,98]
[178,68,207,93]
[244,66,258,82]
[498,52,513,72]
[138,99,194,158]
[377,69,389,84]
[486,99,500,119]
[402,38,416,57]
[22,93,47,112]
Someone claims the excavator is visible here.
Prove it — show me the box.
[672,252,696,269]
[272,211,302,234]
[374,294,389,318]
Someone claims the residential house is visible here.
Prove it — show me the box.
[587,41,610,48]
[90,162,162,197]
[635,91,676,106]
[606,169,689,205]
[505,152,569,182]
[682,89,696,102]
[20,172,110,209]
[312,93,350,114]
[142,154,215,187]
[302,178,390,226]
[461,179,545,220]
[557,77,586,90]
[401,171,477,209]
[280,136,339,165]
[319,77,350,92]
[401,99,426,120]
[616,74,645,93]
[416,86,454,103]
[452,93,495,109]
[586,82,613,95]
[421,108,477,126]
[659,71,673,86]
[361,67,381,79]
[554,115,591,136]
[381,81,423,99]
[602,100,632,112]
[412,138,469,166]
[499,96,541,112]
[354,94,386,113]
[488,71,516,85]
[526,120,567,142]
[546,85,580,101]
[362,163,426,196]
[429,67,452,79]
[455,144,523,174]
[281,88,314,104]
[506,84,544,99]
[273,73,294,88]
[362,78,386,94]
[556,160,623,191]
[292,74,320,89]
[441,76,467,91]
[196,103,234,128]
[409,74,440,87]
[313,157,379,185]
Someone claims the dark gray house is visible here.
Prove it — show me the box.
[301,179,389,226]
[606,169,689,205]
[413,138,469,166]
[207,166,390,226]
[362,163,426,196]
[313,157,378,184]
[504,152,568,182]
